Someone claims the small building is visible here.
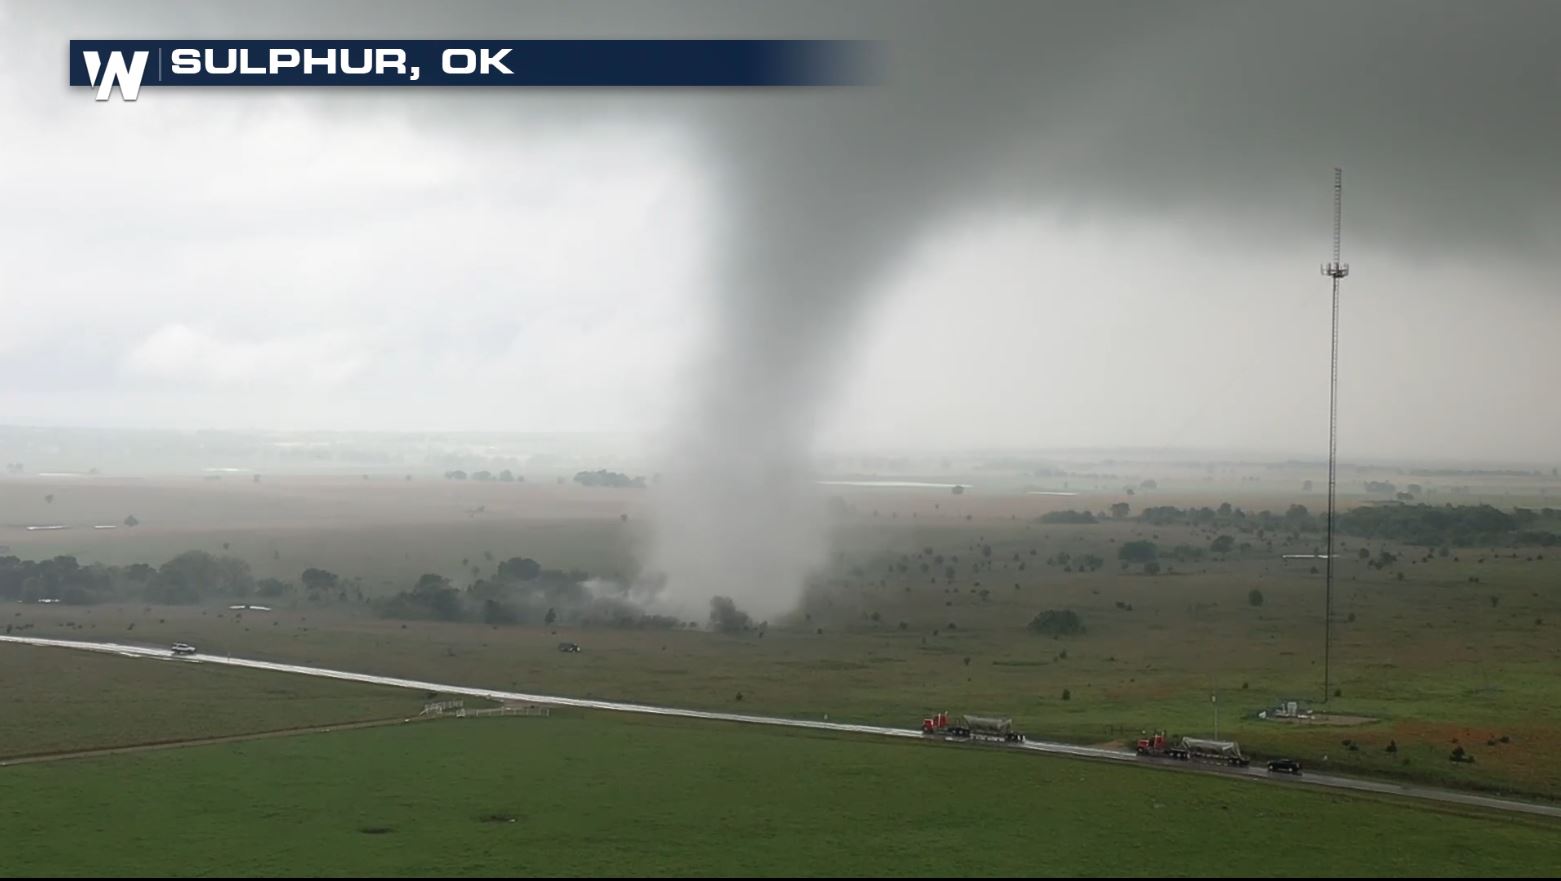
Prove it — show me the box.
[1260,698,1313,720]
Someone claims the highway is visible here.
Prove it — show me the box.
[4,634,1559,820]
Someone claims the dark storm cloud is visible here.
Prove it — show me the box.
[7,0,1559,614]
[25,0,1561,255]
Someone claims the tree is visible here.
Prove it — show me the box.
[1110,502,1131,519]
[1118,540,1158,564]
[1028,609,1085,636]
[1143,561,1161,575]
[1040,510,1097,524]
[1210,534,1235,554]
[1358,547,1370,560]
[1248,588,1265,607]
[44,494,53,504]
[709,596,752,633]
[545,607,557,626]
[412,574,463,620]
[1303,480,1313,492]
[301,568,340,596]
[123,514,140,527]
[257,578,292,598]
[497,557,542,581]
[149,551,252,604]
[499,469,515,482]
[951,485,965,495]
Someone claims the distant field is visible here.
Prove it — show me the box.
[4,712,1559,877]
[0,642,428,758]
[0,476,647,583]
[2,471,1555,583]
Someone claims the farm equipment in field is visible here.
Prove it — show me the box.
[921,711,1025,743]
[1135,731,1250,767]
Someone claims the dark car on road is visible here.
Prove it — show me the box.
[1267,758,1303,775]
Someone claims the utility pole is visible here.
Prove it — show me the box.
[1320,168,1350,704]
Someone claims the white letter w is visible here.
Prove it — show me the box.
[83,50,150,101]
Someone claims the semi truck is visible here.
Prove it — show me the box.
[921,711,1025,743]
[1135,731,1250,767]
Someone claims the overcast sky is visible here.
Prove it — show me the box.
[1,1,1559,465]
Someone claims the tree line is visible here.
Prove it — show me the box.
[382,555,680,630]
[0,551,314,606]
[1126,502,1559,548]
[573,469,646,488]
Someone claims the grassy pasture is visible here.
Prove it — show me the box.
[3,712,1559,877]
[4,474,1560,799]
[0,642,428,758]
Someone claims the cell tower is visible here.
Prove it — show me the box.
[1320,168,1349,703]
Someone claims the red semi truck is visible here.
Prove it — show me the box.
[921,712,1026,743]
[1135,731,1250,767]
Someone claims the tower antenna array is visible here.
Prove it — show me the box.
[1320,168,1350,703]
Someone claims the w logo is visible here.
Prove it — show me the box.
[82,50,149,101]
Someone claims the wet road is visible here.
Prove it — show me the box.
[4,634,1558,820]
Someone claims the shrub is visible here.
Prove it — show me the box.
[1028,609,1085,636]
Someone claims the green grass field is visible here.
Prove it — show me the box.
[3,712,1558,877]
[6,475,1561,801]
[12,520,1559,800]
[0,643,430,758]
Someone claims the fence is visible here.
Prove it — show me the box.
[456,705,551,719]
